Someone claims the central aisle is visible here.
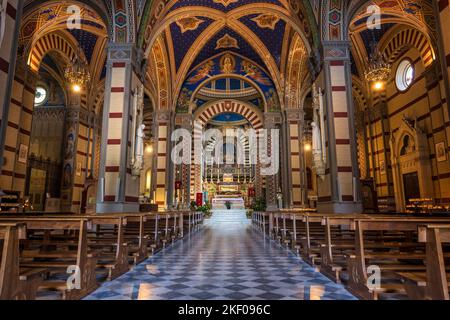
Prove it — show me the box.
[85,210,356,300]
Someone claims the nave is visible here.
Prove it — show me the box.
[85,211,355,301]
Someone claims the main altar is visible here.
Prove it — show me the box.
[206,174,248,210]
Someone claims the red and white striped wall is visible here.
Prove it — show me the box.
[98,54,141,212]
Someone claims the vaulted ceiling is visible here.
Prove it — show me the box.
[348,0,436,78]
[142,0,317,111]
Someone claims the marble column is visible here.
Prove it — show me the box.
[0,59,38,196]
[60,92,81,212]
[284,109,307,208]
[0,0,23,173]
[263,112,282,211]
[96,43,143,213]
[151,110,172,210]
[317,41,363,213]
[433,1,450,118]
[175,113,192,208]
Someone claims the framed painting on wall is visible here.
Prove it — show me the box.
[18,144,28,163]
[380,161,386,175]
[436,142,447,162]
[76,162,82,176]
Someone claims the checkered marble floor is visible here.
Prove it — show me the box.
[85,210,357,300]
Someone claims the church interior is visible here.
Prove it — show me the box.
[1,0,450,301]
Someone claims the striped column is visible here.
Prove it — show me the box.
[96,44,141,213]
[175,114,192,207]
[264,113,281,211]
[60,94,81,212]
[319,41,362,213]
[66,107,96,213]
[435,0,450,134]
[436,1,450,84]
[152,111,171,210]
[0,0,22,171]
[285,109,306,208]
[0,61,37,195]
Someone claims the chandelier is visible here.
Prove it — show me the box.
[64,48,91,89]
[365,40,391,84]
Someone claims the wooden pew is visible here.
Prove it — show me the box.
[346,217,450,300]
[399,224,450,300]
[320,214,362,284]
[0,223,44,300]
[291,213,328,265]
[0,217,99,300]
[86,216,129,280]
[15,214,130,281]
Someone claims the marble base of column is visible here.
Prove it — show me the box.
[266,204,279,212]
[96,202,140,214]
[317,201,363,214]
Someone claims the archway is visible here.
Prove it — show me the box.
[189,99,265,210]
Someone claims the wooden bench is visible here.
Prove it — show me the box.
[0,217,99,300]
[252,211,272,237]
[399,224,450,300]
[0,222,45,300]
[346,217,450,300]
[291,213,329,265]
[320,215,361,284]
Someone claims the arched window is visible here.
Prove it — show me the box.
[395,59,414,91]
[34,86,48,106]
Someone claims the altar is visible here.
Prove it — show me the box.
[212,196,245,210]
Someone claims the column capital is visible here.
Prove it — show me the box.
[322,40,351,62]
[106,42,144,77]
[284,108,305,122]
[264,112,282,127]
[175,113,193,128]
[154,110,172,123]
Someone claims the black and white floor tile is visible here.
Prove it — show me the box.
[85,210,357,300]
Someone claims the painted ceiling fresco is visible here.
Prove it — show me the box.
[177,53,279,113]
[352,0,435,33]
[168,0,284,13]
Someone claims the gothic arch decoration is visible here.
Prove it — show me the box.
[137,1,319,116]
[27,31,80,72]
[149,35,171,110]
[380,27,435,68]
[194,100,264,130]
[389,117,433,211]
[111,0,135,43]
[168,18,286,102]
[347,0,436,38]
[176,53,278,113]
[138,1,316,54]
[352,77,368,111]
[20,1,108,57]
[92,81,105,115]
[285,33,309,109]
[320,0,345,41]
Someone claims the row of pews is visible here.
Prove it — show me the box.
[0,211,204,300]
[252,210,450,300]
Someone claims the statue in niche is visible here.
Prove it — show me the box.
[132,86,146,178]
[311,121,321,154]
[133,124,146,175]
[311,86,326,178]
[400,135,415,156]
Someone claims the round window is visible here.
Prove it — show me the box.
[396,59,414,91]
[34,86,48,106]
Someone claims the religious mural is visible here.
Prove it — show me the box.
[177,53,280,113]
